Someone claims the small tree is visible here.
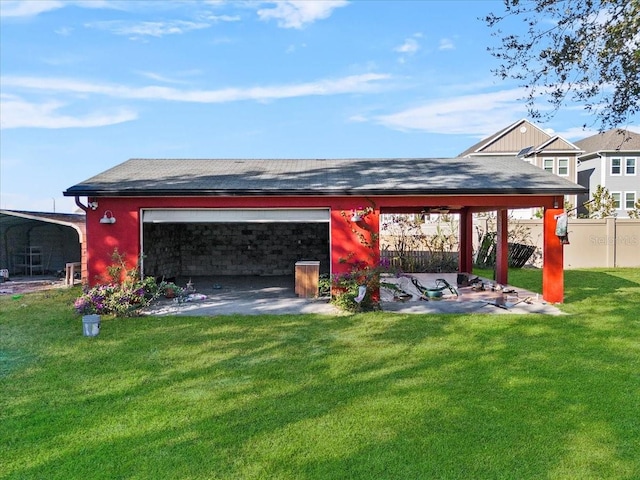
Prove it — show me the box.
[380,214,459,272]
[628,200,640,219]
[586,185,617,218]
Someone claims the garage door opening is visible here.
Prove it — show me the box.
[141,209,330,294]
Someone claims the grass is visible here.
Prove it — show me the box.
[1,268,639,479]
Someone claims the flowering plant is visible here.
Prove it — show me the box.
[74,292,100,315]
[350,206,374,221]
[331,257,399,312]
[74,282,154,317]
[73,249,163,317]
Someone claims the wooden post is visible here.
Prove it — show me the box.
[495,209,509,286]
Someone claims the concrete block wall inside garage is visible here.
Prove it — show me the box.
[142,222,330,279]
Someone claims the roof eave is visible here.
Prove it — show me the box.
[63,187,587,197]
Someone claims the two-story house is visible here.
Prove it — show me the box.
[459,119,582,217]
[575,129,640,218]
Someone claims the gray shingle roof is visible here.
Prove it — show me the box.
[574,129,640,155]
[63,157,586,197]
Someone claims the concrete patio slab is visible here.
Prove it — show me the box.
[379,273,564,315]
[141,273,564,316]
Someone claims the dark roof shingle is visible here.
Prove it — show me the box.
[64,157,586,197]
[574,129,640,155]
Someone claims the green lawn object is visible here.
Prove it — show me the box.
[410,276,458,300]
[380,282,413,301]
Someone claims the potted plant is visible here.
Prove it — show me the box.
[159,281,183,299]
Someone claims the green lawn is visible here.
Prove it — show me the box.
[1,268,639,479]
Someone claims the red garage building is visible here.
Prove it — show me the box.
[63,157,585,303]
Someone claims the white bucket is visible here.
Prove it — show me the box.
[82,314,101,337]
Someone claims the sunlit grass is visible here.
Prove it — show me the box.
[1,269,639,479]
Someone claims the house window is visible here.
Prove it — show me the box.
[625,192,636,209]
[611,192,621,209]
[543,158,554,173]
[626,158,636,175]
[611,158,621,175]
[558,158,569,176]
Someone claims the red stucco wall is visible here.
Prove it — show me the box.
[84,194,566,303]
[85,196,380,285]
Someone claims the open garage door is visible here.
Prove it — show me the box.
[143,208,330,224]
[141,209,330,281]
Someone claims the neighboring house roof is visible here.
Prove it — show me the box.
[459,119,550,157]
[532,135,582,155]
[459,118,581,157]
[0,210,86,242]
[575,129,640,161]
[63,157,586,197]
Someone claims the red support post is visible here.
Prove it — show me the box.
[495,209,509,286]
[543,206,565,303]
[458,208,474,273]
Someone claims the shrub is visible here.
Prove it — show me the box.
[74,279,161,317]
[330,258,399,312]
[74,249,163,317]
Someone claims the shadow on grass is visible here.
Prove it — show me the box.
[561,268,640,318]
[563,268,640,301]
[3,305,639,479]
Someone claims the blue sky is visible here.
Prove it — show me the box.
[1,0,638,213]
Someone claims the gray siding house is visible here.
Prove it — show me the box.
[459,119,583,217]
[575,129,640,218]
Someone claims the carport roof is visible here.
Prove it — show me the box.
[63,157,586,197]
[0,209,86,242]
[0,209,85,227]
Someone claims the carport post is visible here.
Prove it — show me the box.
[458,208,474,274]
[495,209,509,286]
[543,206,565,303]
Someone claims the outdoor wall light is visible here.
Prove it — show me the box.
[350,206,370,222]
[99,210,116,224]
[88,201,99,210]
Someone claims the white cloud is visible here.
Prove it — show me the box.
[1,73,391,104]
[348,114,367,123]
[0,95,137,129]
[438,38,455,50]
[135,71,190,84]
[0,0,65,17]
[257,0,348,29]
[85,20,210,38]
[286,42,306,54]
[395,38,419,55]
[0,0,119,18]
[204,14,241,23]
[394,34,422,63]
[375,88,530,136]
[55,27,74,36]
